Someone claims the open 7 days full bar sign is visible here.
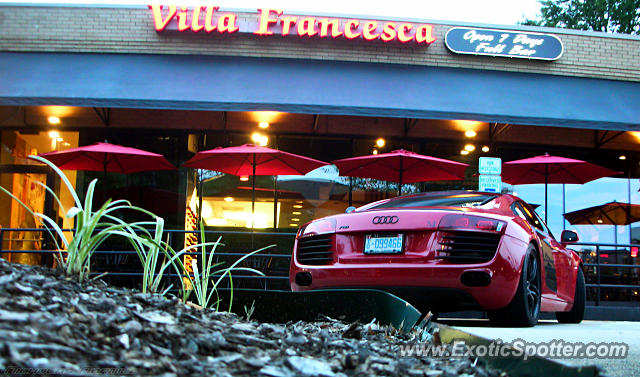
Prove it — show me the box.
[148,6,436,45]
[445,27,563,60]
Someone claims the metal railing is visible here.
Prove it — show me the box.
[0,227,295,291]
[570,242,640,306]
[2,228,640,306]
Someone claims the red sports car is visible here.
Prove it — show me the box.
[289,191,585,327]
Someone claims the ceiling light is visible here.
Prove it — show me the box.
[597,216,603,224]
[292,211,302,215]
[460,150,469,155]
[293,204,303,209]
[224,197,234,202]
[56,137,63,142]
[289,224,298,227]
[372,149,378,155]
[464,144,475,151]
[259,122,269,129]
[481,146,490,152]
[47,116,60,125]
[376,138,385,148]
[240,176,249,181]
[251,132,268,146]
[619,155,627,160]
[48,131,60,138]
[291,218,300,222]
[465,130,477,138]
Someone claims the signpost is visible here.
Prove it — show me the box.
[478,157,502,193]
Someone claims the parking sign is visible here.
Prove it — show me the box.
[479,157,502,175]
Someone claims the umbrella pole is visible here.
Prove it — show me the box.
[197,170,203,227]
[544,164,548,224]
[562,184,566,230]
[273,176,278,229]
[251,153,256,248]
[348,177,353,207]
[398,157,403,196]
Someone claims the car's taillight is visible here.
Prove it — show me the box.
[438,214,506,233]
[297,218,337,238]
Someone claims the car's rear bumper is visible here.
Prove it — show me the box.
[290,235,527,311]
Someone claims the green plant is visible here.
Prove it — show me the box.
[244,300,256,321]
[179,223,272,309]
[0,155,159,281]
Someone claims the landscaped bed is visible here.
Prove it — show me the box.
[0,258,507,377]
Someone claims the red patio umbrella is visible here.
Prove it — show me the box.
[182,144,329,227]
[502,153,621,223]
[332,149,468,198]
[39,142,176,174]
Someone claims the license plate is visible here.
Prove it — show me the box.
[364,234,403,254]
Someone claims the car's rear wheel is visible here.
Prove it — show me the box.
[556,267,585,324]
[488,244,540,327]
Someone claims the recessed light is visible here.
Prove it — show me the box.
[47,116,60,125]
[464,144,475,151]
[259,122,269,129]
[376,138,385,148]
[460,150,469,155]
[293,204,303,209]
[482,146,490,152]
[292,211,302,215]
[48,131,60,138]
[619,155,627,160]
[465,130,476,138]
[291,218,300,222]
[224,197,234,202]
[240,176,249,181]
[289,224,298,227]
[372,149,378,155]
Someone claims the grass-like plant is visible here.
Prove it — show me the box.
[180,223,272,310]
[0,155,162,281]
[2,155,274,311]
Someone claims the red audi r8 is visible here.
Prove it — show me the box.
[290,191,585,327]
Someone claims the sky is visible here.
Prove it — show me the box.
[0,0,542,25]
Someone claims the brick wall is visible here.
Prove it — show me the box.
[1,5,639,82]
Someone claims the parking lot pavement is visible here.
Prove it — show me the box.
[439,319,640,377]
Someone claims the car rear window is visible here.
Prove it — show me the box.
[368,193,497,209]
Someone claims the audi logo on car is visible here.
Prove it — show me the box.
[372,216,399,224]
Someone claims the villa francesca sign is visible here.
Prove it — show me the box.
[149,5,437,45]
[445,27,563,60]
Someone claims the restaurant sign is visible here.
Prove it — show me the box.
[148,6,436,45]
[445,27,563,60]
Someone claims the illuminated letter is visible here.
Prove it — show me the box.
[218,14,239,33]
[381,22,396,42]
[317,18,343,38]
[255,8,283,35]
[205,5,219,32]
[415,24,436,44]
[191,6,205,32]
[344,19,360,39]
[148,4,176,31]
[362,21,379,41]
[176,6,189,31]
[297,17,318,37]
[397,23,413,43]
[281,16,297,35]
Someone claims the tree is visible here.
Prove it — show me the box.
[522,0,640,35]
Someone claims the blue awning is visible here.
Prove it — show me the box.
[1,52,639,131]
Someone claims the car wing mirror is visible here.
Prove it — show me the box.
[345,206,356,214]
[561,230,579,244]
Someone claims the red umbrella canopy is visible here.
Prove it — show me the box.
[39,142,176,174]
[502,154,621,185]
[564,202,640,226]
[332,149,468,184]
[182,144,329,176]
